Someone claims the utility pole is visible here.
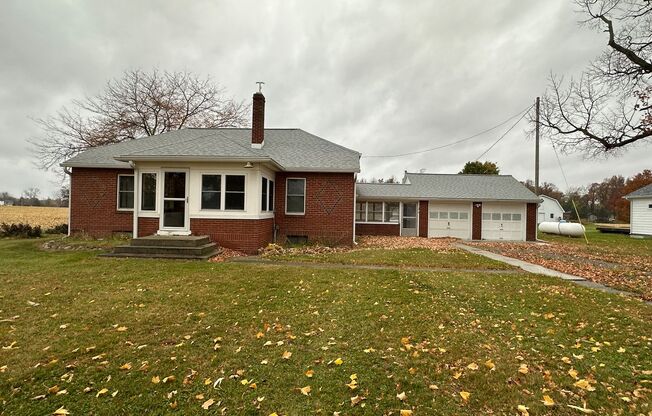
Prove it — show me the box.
[535,96,540,195]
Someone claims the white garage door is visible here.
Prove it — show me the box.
[428,202,471,239]
[482,202,526,241]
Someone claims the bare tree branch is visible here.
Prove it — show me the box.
[31,69,249,170]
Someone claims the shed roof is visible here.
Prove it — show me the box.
[624,183,652,199]
[357,173,540,202]
[61,128,361,172]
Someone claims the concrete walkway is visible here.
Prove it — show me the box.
[456,243,649,303]
[228,256,520,275]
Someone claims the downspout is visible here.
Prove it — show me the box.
[64,167,72,237]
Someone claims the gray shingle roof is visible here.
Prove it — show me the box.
[357,173,540,202]
[624,183,652,199]
[61,128,361,172]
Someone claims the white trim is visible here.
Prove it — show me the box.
[139,171,159,213]
[116,174,135,211]
[285,177,306,215]
[67,172,72,236]
[133,168,139,237]
[260,175,275,213]
[196,171,248,213]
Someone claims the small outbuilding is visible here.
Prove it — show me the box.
[537,195,565,224]
[624,183,652,237]
[355,173,541,241]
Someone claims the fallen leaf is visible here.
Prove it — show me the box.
[119,362,132,370]
[282,351,292,360]
[518,364,529,374]
[573,379,595,391]
[542,395,555,406]
[299,385,311,396]
[96,388,108,397]
[334,357,343,366]
[201,398,215,409]
[52,407,70,415]
[484,359,495,371]
[467,362,479,371]
[163,375,176,384]
[350,395,365,406]
[568,368,579,379]
[517,405,529,416]
[305,369,314,378]
[567,404,595,414]
[151,376,160,384]
[460,391,471,401]
[116,326,127,332]
[397,391,407,401]
[400,410,413,416]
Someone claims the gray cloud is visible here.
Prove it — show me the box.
[0,0,649,197]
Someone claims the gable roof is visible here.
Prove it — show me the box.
[357,173,540,202]
[61,128,361,173]
[539,194,565,211]
[624,183,652,199]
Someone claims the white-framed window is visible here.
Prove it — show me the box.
[140,172,157,211]
[201,174,221,210]
[286,178,306,215]
[355,201,400,224]
[261,177,274,212]
[117,174,134,210]
[225,175,245,210]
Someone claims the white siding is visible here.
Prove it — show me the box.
[482,202,526,241]
[537,196,564,224]
[631,198,652,236]
[427,202,471,239]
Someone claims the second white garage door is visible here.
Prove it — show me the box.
[482,202,526,241]
[428,202,471,239]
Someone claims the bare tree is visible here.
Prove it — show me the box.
[540,0,651,155]
[32,69,249,169]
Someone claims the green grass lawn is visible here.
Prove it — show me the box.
[268,248,514,270]
[1,238,651,415]
[540,223,652,256]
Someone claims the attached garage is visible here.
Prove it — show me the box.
[481,202,526,241]
[428,202,471,239]
[355,172,541,242]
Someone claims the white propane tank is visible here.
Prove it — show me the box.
[538,221,585,237]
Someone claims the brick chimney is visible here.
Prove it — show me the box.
[251,91,265,148]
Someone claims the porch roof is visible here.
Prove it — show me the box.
[61,128,361,173]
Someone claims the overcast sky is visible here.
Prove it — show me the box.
[0,0,649,197]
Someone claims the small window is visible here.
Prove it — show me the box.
[550,213,554,218]
[141,173,156,211]
[649,204,652,209]
[286,178,305,214]
[492,213,501,221]
[369,202,383,222]
[459,212,469,220]
[384,202,399,223]
[356,202,366,221]
[261,177,268,211]
[117,175,134,210]
[439,212,448,219]
[287,235,308,245]
[225,175,245,210]
[512,213,522,221]
[502,213,512,221]
[269,180,274,211]
[482,213,490,220]
[201,175,221,210]
[450,212,459,220]
[430,211,438,219]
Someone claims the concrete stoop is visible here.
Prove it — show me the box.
[102,235,220,260]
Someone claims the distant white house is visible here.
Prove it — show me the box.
[624,183,652,237]
[0,201,4,206]
[537,195,564,224]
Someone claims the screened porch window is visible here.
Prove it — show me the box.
[225,175,245,210]
[140,173,156,211]
[201,175,221,210]
[355,201,400,223]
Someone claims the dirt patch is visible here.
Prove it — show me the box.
[209,248,248,262]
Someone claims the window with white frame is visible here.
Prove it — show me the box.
[355,201,400,223]
[261,177,274,212]
[141,173,157,211]
[201,174,221,210]
[225,175,245,210]
[286,178,305,214]
[117,175,134,210]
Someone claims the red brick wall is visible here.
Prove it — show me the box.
[472,202,482,240]
[274,172,355,245]
[526,203,537,241]
[137,217,159,237]
[418,200,428,237]
[190,218,273,254]
[355,222,400,236]
[70,167,134,236]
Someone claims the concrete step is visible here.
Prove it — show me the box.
[114,243,218,257]
[101,249,220,260]
[130,235,211,248]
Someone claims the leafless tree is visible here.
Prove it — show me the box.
[32,69,249,169]
[540,0,651,155]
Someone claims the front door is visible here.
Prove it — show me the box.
[160,170,189,234]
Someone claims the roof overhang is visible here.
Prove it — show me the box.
[59,162,132,169]
[355,196,541,203]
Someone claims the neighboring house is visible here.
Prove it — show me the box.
[61,92,361,253]
[537,195,565,224]
[623,183,652,237]
[355,173,540,241]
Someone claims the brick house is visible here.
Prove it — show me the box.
[355,173,540,241]
[61,91,360,253]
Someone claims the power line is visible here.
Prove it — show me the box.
[362,104,533,158]
[474,106,532,160]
